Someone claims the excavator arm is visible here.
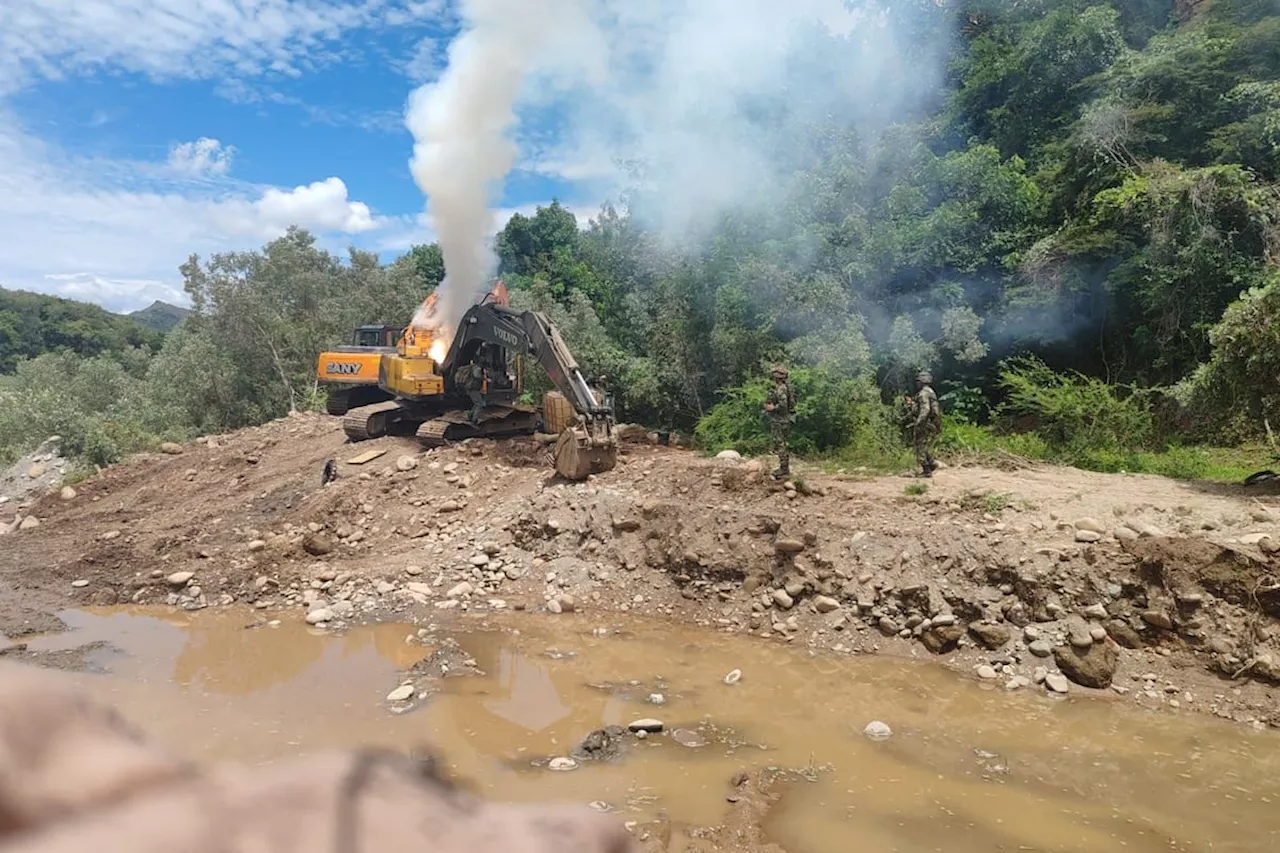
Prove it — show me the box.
[441,303,617,478]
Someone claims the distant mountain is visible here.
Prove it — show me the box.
[126,300,190,333]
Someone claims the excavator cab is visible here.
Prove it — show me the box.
[315,324,402,416]
[354,325,401,348]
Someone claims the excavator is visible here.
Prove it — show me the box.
[337,281,617,480]
[315,325,399,416]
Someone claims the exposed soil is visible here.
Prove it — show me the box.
[2,410,1279,731]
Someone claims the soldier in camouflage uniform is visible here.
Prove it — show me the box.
[912,369,942,477]
[763,364,797,480]
[458,353,488,424]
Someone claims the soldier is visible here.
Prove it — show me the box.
[912,369,942,477]
[457,351,488,424]
[594,375,615,412]
[763,364,797,480]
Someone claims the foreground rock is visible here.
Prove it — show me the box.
[1053,640,1119,688]
[0,663,636,853]
[571,726,628,762]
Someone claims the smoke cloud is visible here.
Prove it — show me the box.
[405,0,950,325]
[527,0,949,243]
[404,0,599,331]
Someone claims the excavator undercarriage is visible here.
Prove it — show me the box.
[340,400,539,445]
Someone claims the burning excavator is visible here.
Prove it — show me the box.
[323,280,616,481]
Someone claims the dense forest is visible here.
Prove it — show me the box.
[2,0,1277,480]
[0,289,165,373]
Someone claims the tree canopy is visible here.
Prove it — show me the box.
[0,288,164,373]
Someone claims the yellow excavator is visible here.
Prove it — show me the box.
[333,281,617,480]
[315,325,399,416]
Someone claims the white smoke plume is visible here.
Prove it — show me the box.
[405,0,949,324]
[523,0,950,244]
[404,0,600,332]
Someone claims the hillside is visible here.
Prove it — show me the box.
[126,300,189,333]
[0,287,165,373]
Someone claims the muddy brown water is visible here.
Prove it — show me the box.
[8,607,1279,853]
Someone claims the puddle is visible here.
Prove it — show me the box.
[18,606,1280,853]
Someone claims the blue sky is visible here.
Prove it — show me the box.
[0,0,605,312]
[0,0,914,313]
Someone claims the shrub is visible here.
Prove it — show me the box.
[995,355,1155,462]
[695,367,897,459]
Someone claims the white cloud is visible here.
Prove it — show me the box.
[167,138,235,176]
[40,274,188,313]
[242,177,377,236]
[399,36,443,84]
[384,0,452,27]
[0,1,467,313]
[0,0,454,93]
[0,114,385,312]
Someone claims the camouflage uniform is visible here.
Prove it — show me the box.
[764,366,797,479]
[912,371,941,476]
[464,362,486,423]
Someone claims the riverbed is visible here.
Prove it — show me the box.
[12,606,1279,853]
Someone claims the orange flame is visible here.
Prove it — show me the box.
[491,278,509,306]
[407,279,506,365]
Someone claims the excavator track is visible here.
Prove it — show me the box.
[415,406,538,447]
[325,388,352,416]
[342,400,403,442]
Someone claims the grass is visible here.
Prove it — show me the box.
[904,482,929,496]
[957,489,1017,513]
[718,420,1270,487]
[937,418,1273,484]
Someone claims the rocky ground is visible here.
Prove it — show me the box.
[2,411,1280,731]
[0,435,73,509]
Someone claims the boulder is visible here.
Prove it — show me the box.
[302,534,334,556]
[773,538,805,555]
[921,624,964,654]
[1105,619,1145,649]
[968,621,1012,650]
[1053,640,1119,688]
[813,595,840,614]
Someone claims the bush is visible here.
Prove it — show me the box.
[935,416,1051,460]
[695,367,898,460]
[0,350,162,467]
[1174,273,1280,444]
[995,355,1155,463]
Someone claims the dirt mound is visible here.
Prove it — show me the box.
[2,411,1279,726]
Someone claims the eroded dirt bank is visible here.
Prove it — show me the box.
[2,411,1280,728]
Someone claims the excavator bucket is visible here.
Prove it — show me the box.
[553,425,617,480]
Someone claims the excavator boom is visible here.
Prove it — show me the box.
[442,303,616,479]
